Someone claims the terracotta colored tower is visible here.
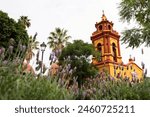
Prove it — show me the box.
[91,12,143,80]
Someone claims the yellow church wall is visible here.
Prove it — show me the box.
[93,59,143,81]
[93,38,104,61]
[96,63,110,74]
[98,64,110,76]
[117,57,122,64]
[103,62,143,81]
[93,38,123,63]
[109,63,126,79]
[125,63,143,80]
[94,38,104,51]
[92,37,143,81]
[93,38,104,47]
[110,39,118,55]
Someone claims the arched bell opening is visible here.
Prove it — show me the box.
[112,43,117,62]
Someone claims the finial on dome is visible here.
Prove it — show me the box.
[102,10,107,21]
[102,10,104,14]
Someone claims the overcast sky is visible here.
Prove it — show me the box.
[0,0,149,76]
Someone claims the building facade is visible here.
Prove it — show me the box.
[91,13,143,81]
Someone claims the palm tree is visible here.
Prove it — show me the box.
[18,16,31,29]
[25,32,39,61]
[47,28,71,50]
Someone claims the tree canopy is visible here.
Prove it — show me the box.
[18,16,31,29]
[119,0,150,48]
[0,10,29,57]
[48,27,71,63]
[47,27,71,50]
[59,40,98,85]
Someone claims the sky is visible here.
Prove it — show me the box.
[0,0,149,76]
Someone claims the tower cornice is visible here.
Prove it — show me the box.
[91,31,120,41]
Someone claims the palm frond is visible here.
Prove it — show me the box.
[47,28,71,49]
[33,32,38,42]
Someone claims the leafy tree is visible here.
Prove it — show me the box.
[59,40,98,85]
[47,28,71,52]
[119,0,150,48]
[0,10,29,58]
[18,16,31,29]
[47,28,71,64]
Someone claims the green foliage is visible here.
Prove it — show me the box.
[18,16,31,29]
[119,0,150,48]
[0,10,29,57]
[47,27,71,50]
[59,40,98,85]
[0,65,74,100]
[0,44,74,100]
[77,78,150,100]
[25,32,39,61]
[0,53,150,100]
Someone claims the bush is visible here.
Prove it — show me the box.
[0,69,74,100]
[1,57,150,100]
[0,37,75,100]
[77,77,150,100]
[0,10,29,59]
[59,40,98,86]
[0,60,74,100]
[0,43,150,100]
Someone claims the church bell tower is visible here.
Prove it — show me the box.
[91,12,143,80]
[91,12,122,65]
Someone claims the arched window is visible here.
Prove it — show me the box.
[112,43,117,62]
[99,25,102,30]
[108,25,111,30]
[97,43,102,52]
[97,43,102,61]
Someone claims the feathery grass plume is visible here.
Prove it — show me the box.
[22,45,26,52]
[8,45,13,54]
[9,38,15,46]
[0,48,2,55]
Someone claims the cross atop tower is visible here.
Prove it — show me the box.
[102,10,104,14]
[102,10,107,21]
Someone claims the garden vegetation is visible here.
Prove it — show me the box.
[1,2,150,100]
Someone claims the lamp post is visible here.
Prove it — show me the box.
[40,42,47,74]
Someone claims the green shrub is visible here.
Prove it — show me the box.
[77,78,150,100]
[1,48,150,100]
[0,66,74,100]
